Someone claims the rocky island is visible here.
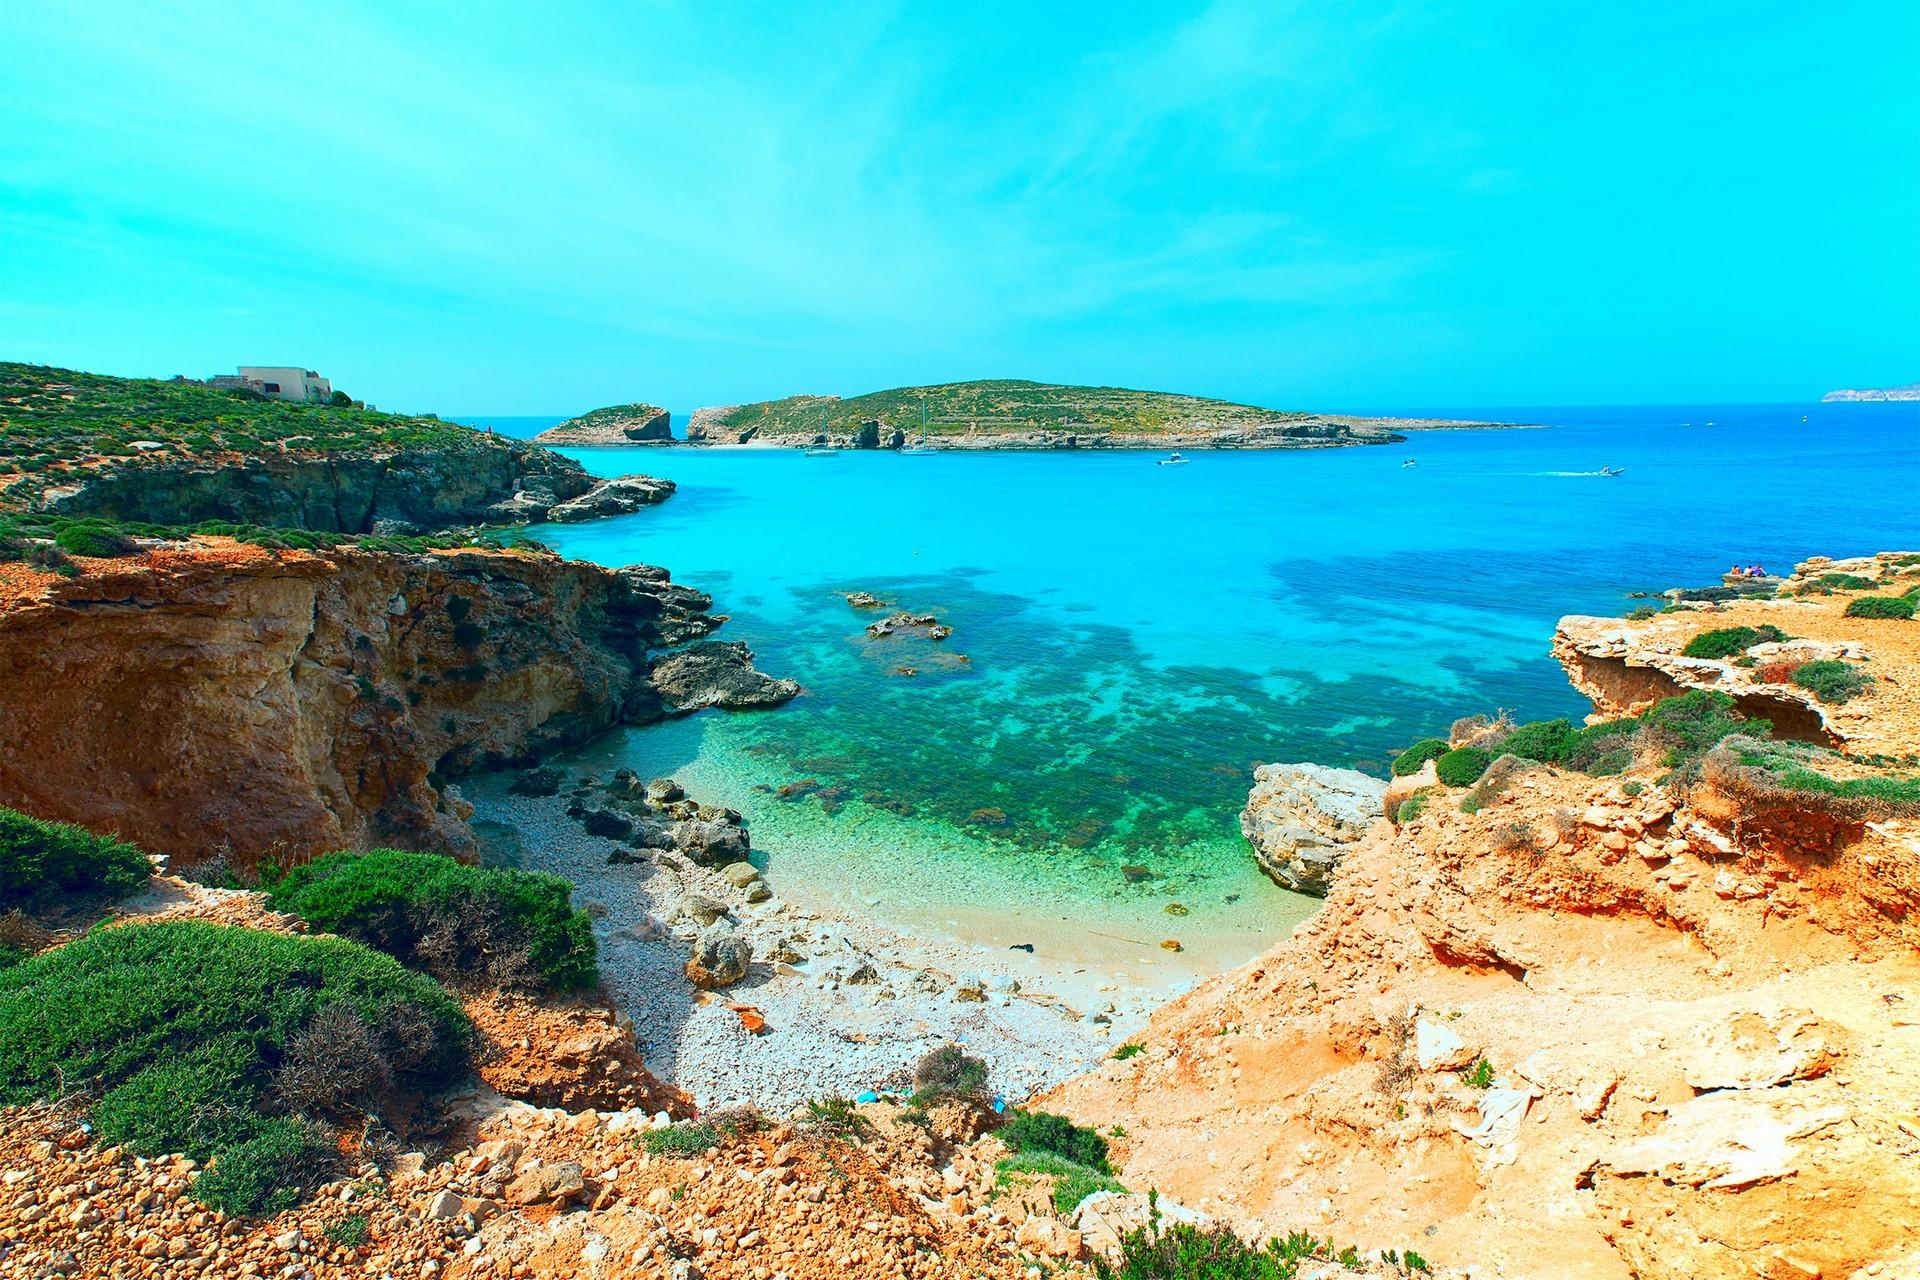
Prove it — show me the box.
[531,402,674,446]
[685,378,1521,450]
[1821,382,1920,401]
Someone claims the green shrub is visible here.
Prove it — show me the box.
[267,849,596,992]
[189,1119,322,1216]
[1434,747,1492,788]
[995,1150,1122,1215]
[0,807,150,909]
[52,523,140,558]
[1390,739,1448,777]
[1790,660,1873,704]
[999,1110,1111,1173]
[912,1043,988,1103]
[1845,595,1916,620]
[1113,1043,1144,1061]
[1093,1219,1353,1280]
[325,1214,370,1246]
[1497,719,1575,763]
[1681,625,1787,660]
[1395,794,1428,823]
[1637,690,1769,759]
[642,1123,721,1156]
[0,921,467,1215]
[1464,1057,1495,1088]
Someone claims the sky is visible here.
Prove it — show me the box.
[2,2,1917,415]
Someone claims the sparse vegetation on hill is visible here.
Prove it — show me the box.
[0,806,150,910]
[266,849,598,993]
[719,379,1312,439]
[1845,595,1916,620]
[0,361,484,478]
[0,920,469,1214]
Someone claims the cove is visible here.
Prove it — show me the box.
[514,401,1919,983]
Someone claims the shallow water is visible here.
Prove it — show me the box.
[496,402,1918,979]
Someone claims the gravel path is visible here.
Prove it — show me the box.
[466,776,1158,1113]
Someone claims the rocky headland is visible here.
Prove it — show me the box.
[684,379,1521,450]
[531,404,674,447]
[2,362,672,533]
[1821,382,1919,402]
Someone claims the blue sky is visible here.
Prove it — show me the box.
[2,2,1916,414]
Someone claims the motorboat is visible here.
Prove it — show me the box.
[1598,466,1625,476]
[1157,452,1189,466]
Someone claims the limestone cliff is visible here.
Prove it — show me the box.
[0,539,793,866]
[36,445,674,534]
[1047,571,1920,1280]
[1239,762,1386,895]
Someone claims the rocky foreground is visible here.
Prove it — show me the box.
[1050,554,1920,1279]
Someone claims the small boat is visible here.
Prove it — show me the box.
[1598,466,1626,477]
[804,446,837,457]
[1157,452,1188,466]
[1402,458,1417,467]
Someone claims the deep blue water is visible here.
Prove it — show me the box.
[455,403,1918,960]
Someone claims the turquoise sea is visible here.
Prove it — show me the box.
[459,403,1918,973]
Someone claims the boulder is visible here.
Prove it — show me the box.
[505,1161,586,1206]
[646,777,686,805]
[507,766,563,798]
[673,818,751,866]
[545,475,676,522]
[686,923,752,989]
[721,861,764,888]
[681,895,729,926]
[648,641,801,714]
[1240,763,1386,896]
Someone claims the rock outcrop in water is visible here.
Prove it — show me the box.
[1046,560,1920,1280]
[0,538,784,865]
[1240,762,1387,895]
[532,403,674,446]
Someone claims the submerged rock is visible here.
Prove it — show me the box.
[1240,762,1387,896]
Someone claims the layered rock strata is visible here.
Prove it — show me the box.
[0,539,790,865]
[1239,762,1386,895]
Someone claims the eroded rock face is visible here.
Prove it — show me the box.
[39,443,600,534]
[0,541,733,866]
[1240,762,1387,895]
[1050,747,1920,1280]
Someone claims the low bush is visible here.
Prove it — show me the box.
[1394,793,1428,823]
[994,1150,1122,1215]
[911,1043,988,1103]
[1637,689,1770,761]
[1681,625,1787,660]
[1845,595,1916,620]
[1389,739,1448,777]
[1112,1043,1144,1061]
[642,1122,721,1156]
[1434,747,1492,788]
[266,849,596,992]
[998,1110,1111,1173]
[1093,1218,1360,1280]
[0,807,150,910]
[1724,739,1920,817]
[1790,660,1873,704]
[53,522,141,559]
[0,920,468,1214]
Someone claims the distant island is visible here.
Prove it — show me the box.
[675,378,1522,451]
[532,402,672,445]
[1822,382,1920,402]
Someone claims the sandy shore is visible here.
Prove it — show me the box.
[464,774,1194,1114]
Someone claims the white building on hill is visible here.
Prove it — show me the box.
[209,366,334,403]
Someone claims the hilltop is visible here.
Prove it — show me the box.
[532,403,672,446]
[0,362,672,532]
[688,378,1516,450]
